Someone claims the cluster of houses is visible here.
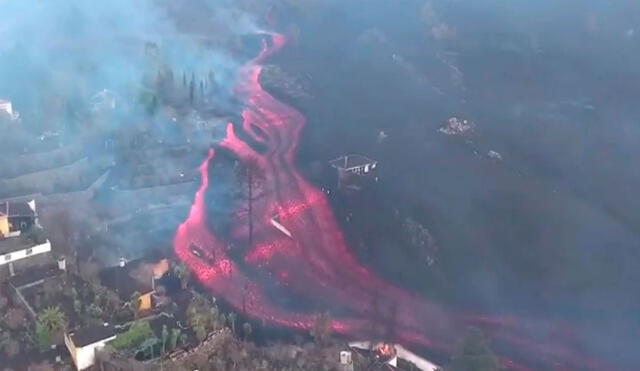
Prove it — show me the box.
[0,198,169,370]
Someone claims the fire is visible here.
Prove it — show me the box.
[375,343,397,361]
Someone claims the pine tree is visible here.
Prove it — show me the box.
[189,73,195,105]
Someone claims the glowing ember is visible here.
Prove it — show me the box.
[375,343,398,361]
[173,28,611,371]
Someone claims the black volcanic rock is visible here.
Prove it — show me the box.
[259,64,312,106]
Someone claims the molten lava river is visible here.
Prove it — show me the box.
[174,32,609,371]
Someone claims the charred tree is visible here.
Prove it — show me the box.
[189,73,195,105]
[235,157,265,250]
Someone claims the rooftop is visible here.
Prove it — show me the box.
[0,235,37,255]
[68,324,116,347]
[100,259,155,301]
[8,264,61,289]
[0,200,36,217]
[329,154,378,171]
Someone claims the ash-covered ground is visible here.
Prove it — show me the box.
[262,1,640,369]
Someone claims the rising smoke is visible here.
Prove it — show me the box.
[0,0,259,128]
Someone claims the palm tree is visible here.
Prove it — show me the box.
[38,306,66,333]
[36,306,66,351]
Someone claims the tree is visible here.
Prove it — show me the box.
[242,322,252,341]
[24,225,47,245]
[235,157,265,249]
[170,328,181,349]
[219,313,227,331]
[193,321,208,342]
[87,303,104,319]
[162,324,169,355]
[227,312,237,335]
[189,73,195,105]
[210,304,219,324]
[130,291,142,315]
[109,321,154,351]
[187,300,209,341]
[446,327,500,371]
[146,95,158,116]
[35,322,52,352]
[173,262,191,290]
[208,70,216,93]
[36,306,66,351]
[310,311,332,345]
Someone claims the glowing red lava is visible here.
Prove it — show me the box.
[174,31,611,371]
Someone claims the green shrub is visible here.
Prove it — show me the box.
[109,321,154,351]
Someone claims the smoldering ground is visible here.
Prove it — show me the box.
[270,0,640,369]
[3,0,640,368]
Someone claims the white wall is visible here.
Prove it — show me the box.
[0,101,13,116]
[0,239,51,265]
[349,341,440,371]
[75,336,116,370]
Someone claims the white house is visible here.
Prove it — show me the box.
[0,239,51,266]
[0,99,19,120]
[349,341,440,371]
[0,99,13,117]
[65,325,117,370]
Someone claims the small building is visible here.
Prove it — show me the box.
[64,324,117,371]
[329,154,378,190]
[349,342,440,371]
[0,199,38,237]
[0,236,52,277]
[100,259,157,312]
[0,99,13,117]
[0,99,20,121]
[339,350,355,371]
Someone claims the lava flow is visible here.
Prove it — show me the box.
[174,31,610,371]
